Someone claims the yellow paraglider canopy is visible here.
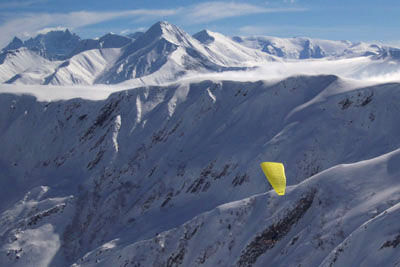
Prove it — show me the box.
[260,162,286,196]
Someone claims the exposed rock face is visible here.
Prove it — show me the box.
[237,190,316,266]
[1,37,24,52]
[23,29,81,60]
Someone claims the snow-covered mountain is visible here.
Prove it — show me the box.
[2,21,399,86]
[1,20,400,267]
[95,22,276,84]
[193,30,275,65]
[0,22,276,85]
[232,36,385,59]
[0,47,122,85]
[0,48,56,84]
[95,21,223,84]
[1,37,24,52]
[1,73,400,266]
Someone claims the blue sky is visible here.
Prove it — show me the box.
[0,0,399,48]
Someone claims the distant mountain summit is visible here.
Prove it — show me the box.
[70,33,132,56]
[193,30,215,45]
[22,29,81,60]
[1,29,134,61]
[1,37,24,52]
[233,36,383,59]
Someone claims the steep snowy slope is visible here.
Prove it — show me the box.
[0,48,122,85]
[43,48,122,85]
[0,48,56,84]
[72,148,400,267]
[1,75,400,266]
[193,30,275,66]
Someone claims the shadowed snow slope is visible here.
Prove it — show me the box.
[1,75,400,266]
[0,47,122,86]
[43,48,122,85]
[73,148,400,267]
[0,48,56,84]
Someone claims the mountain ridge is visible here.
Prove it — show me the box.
[1,75,400,266]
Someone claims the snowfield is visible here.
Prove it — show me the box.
[1,21,400,267]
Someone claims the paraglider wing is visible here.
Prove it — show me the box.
[260,162,286,196]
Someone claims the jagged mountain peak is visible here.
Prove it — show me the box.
[140,21,191,45]
[145,21,175,37]
[97,21,247,84]
[1,36,24,52]
[193,29,215,45]
[152,20,177,30]
[29,28,77,41]
[96,21,196,84]
[22,29,81,60]
[68,32,132,57]
[11,36,23,43]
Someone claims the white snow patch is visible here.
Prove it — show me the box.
[207,87,216,103]
[112,115,121,152]
[116,63,124,74]
[168,83,190,116]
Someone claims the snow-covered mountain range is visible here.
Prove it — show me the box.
[1,21,400,86]
[1,21,400,267]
